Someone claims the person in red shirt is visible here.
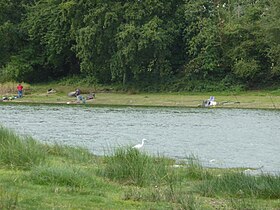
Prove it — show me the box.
[17,83,23,98]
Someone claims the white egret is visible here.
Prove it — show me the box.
[132,138,147,149]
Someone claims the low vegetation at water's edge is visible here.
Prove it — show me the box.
[0,126,280,209]
[0,126,46,170]
[2,82,280,110]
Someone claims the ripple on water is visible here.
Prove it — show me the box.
[0,104,279,174]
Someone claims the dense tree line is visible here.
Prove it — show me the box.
[0,0,279,91]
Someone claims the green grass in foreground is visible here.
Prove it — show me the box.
[0,126,46,169]
[0,126,280,209]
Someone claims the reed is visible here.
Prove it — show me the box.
[185,155,211,180]
[0,127,46,169]
[44,143,95,164]
[101,147,175,187]
[0,82,30,95]
[28,165,97,189]
[0,82,17,95]
[198,171,280,199]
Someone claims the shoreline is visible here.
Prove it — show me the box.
[1,91,280,110]
[1,83,280,109]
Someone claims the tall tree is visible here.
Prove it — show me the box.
[183,0,225,81]
[0,0,31,81]
[75,0,185,86]
[261,0,280,78]
[21,0,79,82]
[74,0,119,83]
[222,0,270,86]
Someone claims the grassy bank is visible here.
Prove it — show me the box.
[1,82,280,109]
[0,127,280,209]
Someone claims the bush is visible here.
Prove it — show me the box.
[1,55,34,82]
[233,59,260,80]
[58,75,98,87]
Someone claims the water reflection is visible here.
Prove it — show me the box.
[0,104,280,174]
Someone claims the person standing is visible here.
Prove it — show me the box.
[17,83,23,98]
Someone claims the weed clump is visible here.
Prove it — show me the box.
[198,172,280,199]
[101,147,175,187]
[44,143,95,164]
[0,127,46,169]
[28,165,97,189]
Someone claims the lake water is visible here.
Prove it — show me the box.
[0,104,279,174]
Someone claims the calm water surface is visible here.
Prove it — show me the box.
[0,104,279,173]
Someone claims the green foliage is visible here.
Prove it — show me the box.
[165,76,245,92]
[0,187,18,210]
[184,155,211,180]
[1,55,33,82]
[18,0,80,82]
[0,22,19,67]
[198,172,280,199]
[183,0,225,80]
[28,165,96,188]
[222,0,271,86]
[0,0,279,90]
[44,143,95,164]
[0,0,35,82]
[101,147,175,187]
[229,198,258,210]
[123,187,202,209]
[261,0,280,77]
[57,75,99,87]
[0,127,47,170]
[0,127,279,209]
[74,0,184,85]
[233,59,260,79]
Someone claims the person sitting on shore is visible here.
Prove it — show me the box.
[75,88,81,96]
[86,92,95,100]
[75,88,83,102]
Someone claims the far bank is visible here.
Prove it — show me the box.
[1,83,280,109]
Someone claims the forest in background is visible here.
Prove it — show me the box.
[0,0,279,91]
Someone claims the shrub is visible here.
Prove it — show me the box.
[1,55,34,82]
